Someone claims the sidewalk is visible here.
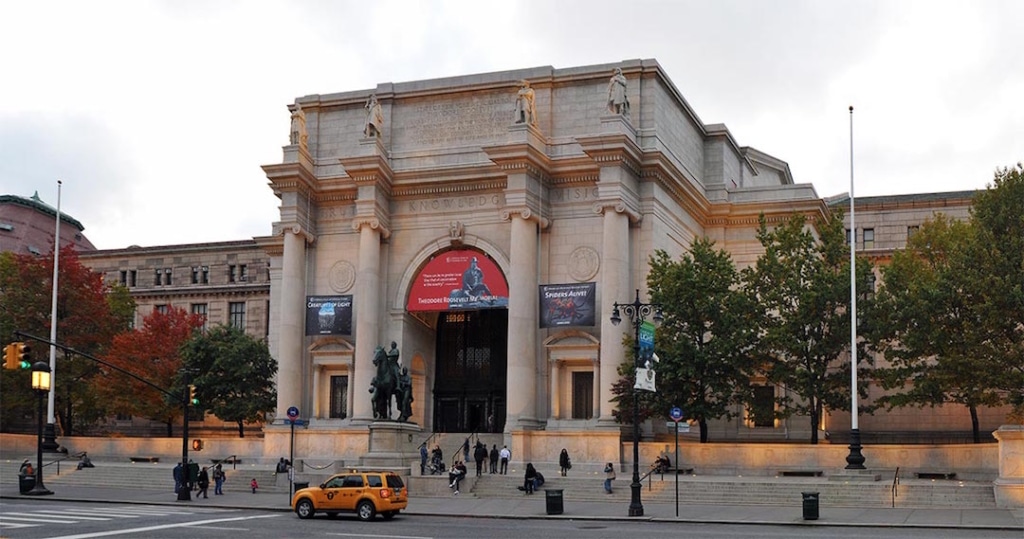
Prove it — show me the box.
[2,483,1022,530]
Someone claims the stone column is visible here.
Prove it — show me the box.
[549,360,560,420]
[506,211,539,430]
[597,204,630,425]
[351,220,383,423]
[277,226,307,421]
[311,365,321,419]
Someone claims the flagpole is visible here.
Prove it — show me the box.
[44,180,61,451]
[845,106,865,469]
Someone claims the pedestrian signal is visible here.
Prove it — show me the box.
[192,439,203,451]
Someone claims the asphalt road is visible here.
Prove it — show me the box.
[1,500,1020,539]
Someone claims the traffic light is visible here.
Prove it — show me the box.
[191,439,203,451]
[189,385,198,406]
[4,342,30,370]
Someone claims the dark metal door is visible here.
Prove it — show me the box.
[433,310,507,432]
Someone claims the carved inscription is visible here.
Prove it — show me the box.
[550,187,600,204]
[404,194,503,214]
[403,93,510,146]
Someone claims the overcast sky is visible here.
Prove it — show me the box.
[2,0,1021,250]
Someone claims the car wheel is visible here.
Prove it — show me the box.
[295,498,315,519]
[356,500,376,521]
[382,511,396,520]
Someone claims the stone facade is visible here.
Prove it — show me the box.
[257,59,826,463]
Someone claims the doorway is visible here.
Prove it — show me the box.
[432,309,507,433]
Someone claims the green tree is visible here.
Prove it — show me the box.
[180,325,277,437]
[871,215,1002,441]
[970,164,1024,423]
[0,246,134,434]
[646,239,757,442]
[101,307,206,436]
[743,212,873,444]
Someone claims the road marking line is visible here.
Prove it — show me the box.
[31,511,112,520]
[0,521,39,529]
[44,513,281,539]
[327,533,434,539]
[2,513,80,523]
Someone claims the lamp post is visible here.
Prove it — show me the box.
[611,288,663,517]
[26,361,54,496]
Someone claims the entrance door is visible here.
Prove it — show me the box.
[433,310,507,433]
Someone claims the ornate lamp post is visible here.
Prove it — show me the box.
[26,361,54,496]
[611,289,663,517]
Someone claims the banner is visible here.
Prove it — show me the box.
[634,367,656,392]
[305,295,352,335]
[407,250,509,311]
[539,282,596,328]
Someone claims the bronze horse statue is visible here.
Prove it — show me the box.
[369,345,399,420]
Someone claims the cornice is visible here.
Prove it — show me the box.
[262,161,319,198]
[576,133,643,178]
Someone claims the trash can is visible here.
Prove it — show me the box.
[801,491,819,520]
[293,481,309,495]
[19,475,35,494]
[545,489,564,515]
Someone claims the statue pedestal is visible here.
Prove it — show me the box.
[363,421,423,470]
[993,425,1024,508]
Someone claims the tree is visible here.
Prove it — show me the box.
[180,325,277,437]
[743,212,873,444]
[0,245,134,434]
[645,239,757,442]
[101,307,206,436]
[871,215,1002,441]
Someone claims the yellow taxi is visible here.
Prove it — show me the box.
[291,470,408,521]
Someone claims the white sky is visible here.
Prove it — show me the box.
[2,0,1021,250]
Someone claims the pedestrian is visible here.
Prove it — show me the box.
[603,462,616,494]
[489,444,499,474]
[559,448,571,477]
[213,464,225,495]
[462,437,470,463]
[172,462,183,493]
[523,463,537,495]
[499,445,511,475]
[77,452,94,470]
[197,466,210,498]
[448,461,467,495]
[187,459,199,491]
[250,478,259,494]
[275,457,288,473]
[419,443,428,475]
[473,442,487,477]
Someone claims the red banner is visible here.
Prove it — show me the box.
[407,250,509,312]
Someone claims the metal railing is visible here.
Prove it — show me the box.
[211,455,239,471]
[891,467,900,508]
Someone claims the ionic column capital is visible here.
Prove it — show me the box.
[592,201,641,224]
[352,217,391,239]
[501,207,549,229]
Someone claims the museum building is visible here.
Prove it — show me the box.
[256,59,831,462]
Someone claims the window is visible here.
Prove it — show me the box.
[366,475,383,488]
[239,264,248,282]
[907,225,919,239]
[867,273,877,296]
[229,301,246,329]
[164,268,172,286]
[201,266,209,284]
[154,304,168,314]
[750,385,775,428]
[129,270,137,287]
[154,269,162,286]
[120,270,128,285]
[191,303,208,330]
[228,265,236,283]
[341,475,365,488]
[845,229,851,245]
[863,228,874,249]
[191,267,199,284]
[571,371,594,420]
[330,375,348,419]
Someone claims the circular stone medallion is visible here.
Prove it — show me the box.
[568,246,600,282]
[329,260,356,293]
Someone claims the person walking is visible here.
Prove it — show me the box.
[559,448,571,477]
[213,464,225,495]
[523,463,537,495]
[172,462,183,493]
[187,459,199,491]
[603,462,616,494]
[250,478,259,494]
[499,445,511,475]
[197,466,210,499]
[489,444,499,474]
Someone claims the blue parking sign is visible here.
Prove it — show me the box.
[670,406,683,422]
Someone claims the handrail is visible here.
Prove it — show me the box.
[211,455,239,470]
[42,451,82,476]
[891,467,900,508]
[640,467,656,491]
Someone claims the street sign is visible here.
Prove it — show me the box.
[287,406,299,419]
[666,421,690,433]
[286,419,307,426]
[670,406,683,422]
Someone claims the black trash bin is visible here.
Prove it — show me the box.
[545,489,564,515]
[801,491,819,520]
[293,481,309,495]
[19,475,35,494]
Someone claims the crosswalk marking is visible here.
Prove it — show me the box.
[0,504,240,532]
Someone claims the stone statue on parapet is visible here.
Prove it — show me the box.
[513,80,537,126]
[364,94,384,138]
[607,68,630,117]
[290,103,308,148]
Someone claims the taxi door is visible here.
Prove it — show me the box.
[339,474,366,509]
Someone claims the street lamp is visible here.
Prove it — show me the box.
[610,288,663,517]
[25,361,54,496]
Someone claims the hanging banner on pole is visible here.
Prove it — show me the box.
[634,366,656,392]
